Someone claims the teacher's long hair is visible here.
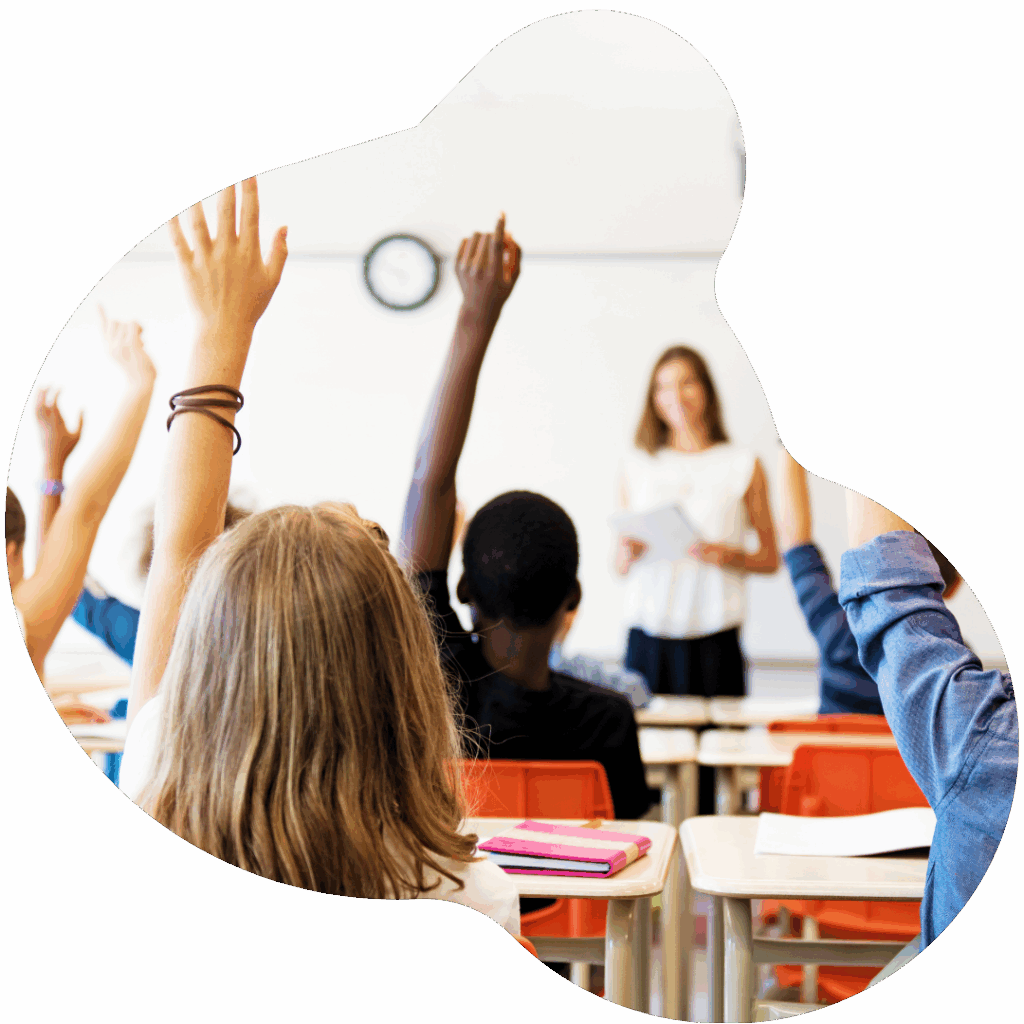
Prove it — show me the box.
[634,345,729,454]
[138,502,477,899]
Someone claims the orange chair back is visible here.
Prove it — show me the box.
[768,714,891,735]
[459,759,615,940]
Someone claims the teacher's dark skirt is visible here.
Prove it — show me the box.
[625,626,747,815]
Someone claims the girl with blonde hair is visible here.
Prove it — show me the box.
[119,180,518,930]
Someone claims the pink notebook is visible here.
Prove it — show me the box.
[477,820,652,877]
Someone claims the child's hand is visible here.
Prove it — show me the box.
[690,541,745,569]
[35,388,83,468]
[455,213,521,324]
[169,178,288,334]
[616,536,648,575]
[100,308,156,389]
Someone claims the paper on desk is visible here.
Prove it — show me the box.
[609,503,702,561]
[754,807,936,857]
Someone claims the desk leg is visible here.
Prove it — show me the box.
[722,897,754,1023]
[635,897,652,1013]
[715,767,740,815]
[663,764,683,829]
[681,761,699,823]
[606,899,640,1010]
[709,895,725,1023]
[661,842,687,1020]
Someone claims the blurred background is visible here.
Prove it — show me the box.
[8,10,1005,679]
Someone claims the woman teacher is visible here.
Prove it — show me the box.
[617,345,779,809]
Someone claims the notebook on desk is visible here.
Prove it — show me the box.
[754,807,936,858]
[478,820,652,877]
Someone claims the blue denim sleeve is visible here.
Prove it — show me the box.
[71,590,140,665]
[784,544,882,715]
[838,532,1016,809]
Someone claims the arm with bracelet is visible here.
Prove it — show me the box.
[128,178,287,728]
[13,314,156,676]
[33,387,83,551]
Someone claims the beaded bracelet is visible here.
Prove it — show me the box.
[40,479,65,496]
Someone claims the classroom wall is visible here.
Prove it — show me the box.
[8,11,1006,666]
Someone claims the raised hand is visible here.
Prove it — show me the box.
[616,537,648,576]
[455,214,521,326]
[168,178,287,333]
[100,307,156,389]
[689,541,746,569]
[35,388,83,469]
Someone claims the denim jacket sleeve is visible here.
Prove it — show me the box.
[838,531,1016,811]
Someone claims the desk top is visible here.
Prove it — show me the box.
[467,818,676,899]
[640,727,697,764]
[680,816,927,901]
[708,696,819,727]
[45,676,130,700]
[698,728,899,767]
[635,696,710,727]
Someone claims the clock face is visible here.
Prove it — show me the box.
[363,234,441,311]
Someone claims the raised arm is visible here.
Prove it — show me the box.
[777,447,813,551]
[15,319,155,674]
[127,179,286,727]
[34,388,83,551]
[400,216,521,572]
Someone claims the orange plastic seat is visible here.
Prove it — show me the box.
[770,743,927,1004]
[458,759,614,939]
[768,714,891,735]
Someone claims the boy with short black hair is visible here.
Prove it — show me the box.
[401,217,652,822]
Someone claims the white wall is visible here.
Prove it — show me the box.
[8,10,1005,666]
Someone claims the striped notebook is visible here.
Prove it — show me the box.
[477,820,652,877]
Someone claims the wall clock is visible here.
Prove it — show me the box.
[363,234,441,311]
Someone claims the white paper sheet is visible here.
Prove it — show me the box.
[609,503,702,561]
[754,807,936,857]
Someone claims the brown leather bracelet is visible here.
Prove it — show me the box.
[166,406,242,455]
[168,385,243,412]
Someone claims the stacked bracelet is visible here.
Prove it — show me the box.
[166,385,244,455]
[40,479,65,496]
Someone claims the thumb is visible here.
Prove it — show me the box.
[266,226,288,290]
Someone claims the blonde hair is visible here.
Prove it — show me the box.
[140,503,477,898]
[634,345,729,454]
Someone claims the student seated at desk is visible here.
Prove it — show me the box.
[777,448,961,715]
[401,215,653,823]
[839,491,1017,950]
[120,181,518,932]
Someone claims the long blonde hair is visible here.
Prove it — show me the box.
[140,503,477,898]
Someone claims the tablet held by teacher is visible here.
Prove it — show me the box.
[615,345,780,811]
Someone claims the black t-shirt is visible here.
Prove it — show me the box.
[418,570,654,821]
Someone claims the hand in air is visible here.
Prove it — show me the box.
[100,307,156,388]
[168,178,288,333]
[455,213,521,323]
[35,388,83,465]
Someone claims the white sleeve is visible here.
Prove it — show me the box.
[429,858,521,934]
[118,694,163,802]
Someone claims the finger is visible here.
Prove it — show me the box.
[52,388,62,411]
[190,202,213,253]
[465,232,484,269]
[491,213,505,268]
[456,237,468,268]
[168,216,193,265]
[505,237,522,286]
[216,184,237,243]
[240,177,260,246]
[471,232,490,272]
[35,389,46,414]
[75,412,84,437]
[265,226,288,290]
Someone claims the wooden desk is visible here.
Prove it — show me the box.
[45,675,130,703]
[468,818,680,1017]
[68,720,128,756]
[636,696,710,728]
[680,816,925,1022]
[707,697,819,728]
[699,729,900,814]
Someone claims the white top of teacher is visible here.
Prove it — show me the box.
[621,443,756,639]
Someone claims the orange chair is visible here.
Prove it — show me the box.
[458,760,614,939]
[770,744,927,1003]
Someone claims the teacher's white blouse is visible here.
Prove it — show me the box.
[620,443,757,639]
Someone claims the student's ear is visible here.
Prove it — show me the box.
[456,574,472,606]
[566,579,582,612]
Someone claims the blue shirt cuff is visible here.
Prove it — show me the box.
[838,531,944,604]
[783,543,826,580]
